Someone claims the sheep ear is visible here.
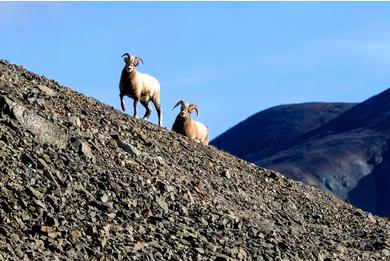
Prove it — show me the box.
[189,104,199,117]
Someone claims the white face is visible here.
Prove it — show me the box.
[179,104,190,118]
[124,56,136,73]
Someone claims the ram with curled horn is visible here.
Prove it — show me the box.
[119,52,162,126]
[171,100,209,145]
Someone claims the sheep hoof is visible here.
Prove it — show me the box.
[141,117,148,121]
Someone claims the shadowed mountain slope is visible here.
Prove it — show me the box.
[257,88,390,218]
[211,102,355,161]
[0,60,389,260]
[212,87,390,219]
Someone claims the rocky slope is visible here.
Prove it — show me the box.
[211,102,355,161]
[0,59,389,260]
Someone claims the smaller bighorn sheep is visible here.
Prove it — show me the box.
[119,53,162,127]
[172,100,209,145]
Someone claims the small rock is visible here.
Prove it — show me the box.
[77,130,93,140]
[27,186,43,199]
[108,139,118,148]
[40,226,54,234]
[237,247,247,260]
[37,85,56,97]
[119,142,140,157]
[68,116,81,128]
[21,212,31,221]
[134,241,145,251]
[101,237,107,249]
[367,213,376,223]
[21,153,36,168]
[70,229,81,243]
[155,197,169,212]
[317,252,325,261]
[70,137,81,151]
[100,193,109,203]
[182,191,194,204]
[222,170,231,179]
[195,247,205,254]
[215,254,230,261]
[48,232,59,239]
[142,209,153,218]
[80,141,95,161]
[25,89,39,103]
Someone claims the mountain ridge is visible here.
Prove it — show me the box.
[290,88,390,145]
[211,102,356,161]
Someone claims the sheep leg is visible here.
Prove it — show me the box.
[120,93,126,111]
[203,132,209,145]
[140,101,152,121]
[152,97,163,127]
[133,99,139,119]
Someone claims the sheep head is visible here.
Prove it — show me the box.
[122,53,144,73]
[172,100,199,119]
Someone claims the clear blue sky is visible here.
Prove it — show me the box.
[1,2,390,139]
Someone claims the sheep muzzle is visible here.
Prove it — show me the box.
[126,65,134,73]
[180,111,187,118]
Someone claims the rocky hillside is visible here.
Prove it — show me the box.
[0,59,389,260]
[211,102,355,161]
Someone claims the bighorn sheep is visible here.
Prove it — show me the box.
[119,53,162,127]
[172,100,209,145]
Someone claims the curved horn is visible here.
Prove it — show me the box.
[189,104,199,117]
[172,100,185,111]
[137,57,144,65]
[121,53,131,59]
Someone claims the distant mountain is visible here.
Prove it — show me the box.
[212,89,390,218]
[211,102,356,161]
[259,88,390,218]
